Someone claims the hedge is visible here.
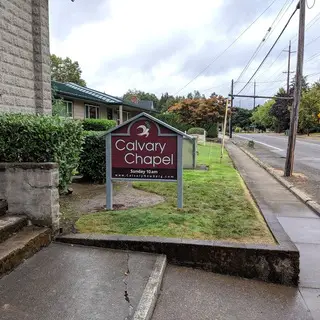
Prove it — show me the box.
[82,119,116,131]
[156,113,192,132]
[0,114,83,191]
[78,131,106,183]
[187,127,205,135]
[204,123,218,138]
[156,113,218,138]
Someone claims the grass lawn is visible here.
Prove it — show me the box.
[76,143,274,244]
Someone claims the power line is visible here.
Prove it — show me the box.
[307,71,320,77]
[236,5,299,95]
[305,51,320,62]
[174,0,279,95]
[306,0,316,9]
[235,0,294,85]
[305,34,320,46]
[202,83,229,92]
[291,11,320,43]
[258,4,317,79]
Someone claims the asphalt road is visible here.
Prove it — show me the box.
[235,134,320,170]
[234,133,320,202]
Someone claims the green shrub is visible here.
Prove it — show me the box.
[0,114,83,191]
[156,113,192,132]
[204,123,218,138]
[82,119,116,131]
[187,127,205,135]
[78,131,106,183]
[235,127,242,133]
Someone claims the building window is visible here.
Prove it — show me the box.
[85,105,100,119]
[107,108,113,120]
[114,110,131,123]
[53,100,73,117]
[124,111,131,122]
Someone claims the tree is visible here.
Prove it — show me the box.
[50,54,86,86]
[186,90,204,100]
[168,96,226,127]
[210,92,217,98]
[299,82,320,135]
[251,100,276,131]
[159,93,184,112]
[269,88,291,133]
[232,108,253,131]
[290,75,309,95]
[123,89,160,111]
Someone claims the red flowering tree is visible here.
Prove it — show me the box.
[168,96,227,127]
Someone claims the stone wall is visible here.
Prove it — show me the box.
[0,0,51,114]
[0,163,60,230]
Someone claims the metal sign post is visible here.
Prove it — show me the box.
[105,113,188,210]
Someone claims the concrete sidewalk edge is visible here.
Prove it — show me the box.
[133,255,167,320]
[232,142,320,218]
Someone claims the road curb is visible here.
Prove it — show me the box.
[133,255,167,320]
[232,141,320,218]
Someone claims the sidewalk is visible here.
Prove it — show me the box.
[152,265,311,320]
[152,143,319,320]
[226,143,320,319]
[0,243,159,320]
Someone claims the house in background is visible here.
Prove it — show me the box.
[52,81,155,124]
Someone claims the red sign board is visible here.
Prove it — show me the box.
[111,118,177,180]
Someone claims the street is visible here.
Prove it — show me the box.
[234,133,320,203]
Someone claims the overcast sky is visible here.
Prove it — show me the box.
[49,0,320,108]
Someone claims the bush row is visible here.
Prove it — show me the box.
[156,113,218,138]
[78,131,106,183]
[204,123,218,138]
[187,127,205,135]
[0,114,84,191]
[82,119,116,131]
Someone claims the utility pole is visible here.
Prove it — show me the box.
[253,80,257,109]
[284,0,305,177]
[229,79,234,138]
[283,40,295,94]
[221,98,230,161]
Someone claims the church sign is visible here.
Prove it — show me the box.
[105,113,186,209]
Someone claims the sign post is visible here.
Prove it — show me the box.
[105,113,189,210]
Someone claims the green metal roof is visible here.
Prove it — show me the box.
[51,81,153,111]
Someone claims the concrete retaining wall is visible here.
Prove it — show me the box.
[57,234,299,286]
[0,163,60,230]
[0,168,6,200]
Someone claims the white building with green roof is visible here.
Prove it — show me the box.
[52,81,156,124]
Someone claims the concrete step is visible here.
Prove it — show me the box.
[0,215,28,243]
[0,200,7,216]
[0,226,51,277]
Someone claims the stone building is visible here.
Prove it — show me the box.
[0,0,52,114]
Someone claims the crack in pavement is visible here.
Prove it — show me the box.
[123,252,134,320]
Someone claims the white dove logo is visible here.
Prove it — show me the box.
[137,125,150,137]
